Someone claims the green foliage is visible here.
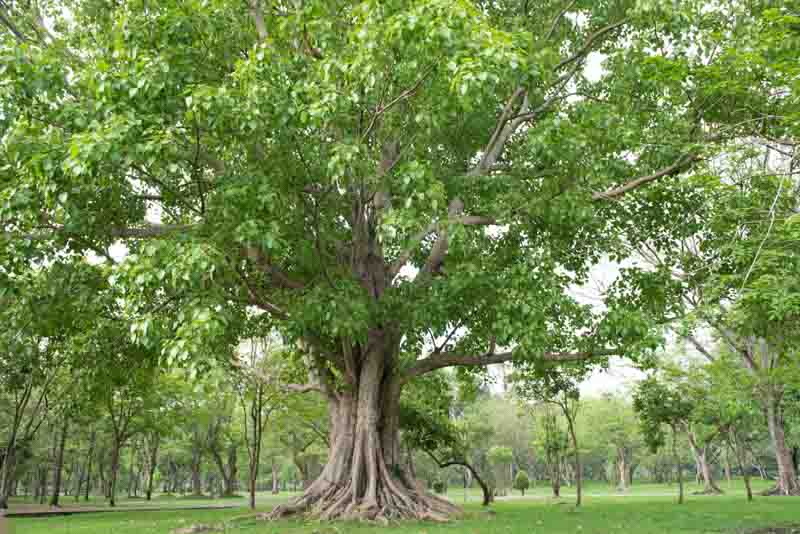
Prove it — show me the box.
[633,376,694,453]
[513,470,530,493]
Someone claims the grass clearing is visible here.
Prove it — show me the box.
[7,482,799,534]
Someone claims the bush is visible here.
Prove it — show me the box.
[432,479,447,494]
[514,470,530,496]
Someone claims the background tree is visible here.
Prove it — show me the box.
[514,367,585,505]
[535,409,569,498]
[634,375,695,504]
[513,470,530,496]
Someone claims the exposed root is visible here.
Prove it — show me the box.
[760,485,800,497]
[262,478,462,522]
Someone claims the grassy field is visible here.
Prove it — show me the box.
[6,480,799,534]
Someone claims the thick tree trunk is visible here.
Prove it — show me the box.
[763,394,800,495]
[49,419,69,507]
[266,350,460,521]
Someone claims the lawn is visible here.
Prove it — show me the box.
[6,481,799,534]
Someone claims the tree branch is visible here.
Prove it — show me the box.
[404,348,618,380]
[249,0,268,41]
[388,214,496,280]
[546,0,578,41]
[591,153,699,201]
[361,63,438,141]
[555,18,628,71]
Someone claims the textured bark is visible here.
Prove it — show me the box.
[763,392,800,495]
[266,346,461,521]
[688,435,722,495]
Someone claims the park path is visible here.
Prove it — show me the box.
[2,503,237,518]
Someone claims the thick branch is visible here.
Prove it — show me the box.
[388,214,496,280]
[404,348,618,380]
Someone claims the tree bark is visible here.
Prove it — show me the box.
[687,435,722,494]
[671,426,684,505]
[49,419,69,507]
[266,345,461,521]
[763,392,800,495]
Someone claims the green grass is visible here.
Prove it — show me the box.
[8,481,799,534]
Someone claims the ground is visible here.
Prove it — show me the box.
[5,481,799,534]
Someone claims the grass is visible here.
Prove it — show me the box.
[7,481,799,534]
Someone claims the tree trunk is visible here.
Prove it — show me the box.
[85,446,93,502]
[565,412,581,507]
[109,442,121,507]
[266,348,461,521]
[688,435,722,494]
[763,393,800,495]
[552,463,561,498]
[616,450,628,492]
[49,419,69,507]
[671,427,683,505]
[729,433,752,502]
[271,459,279,495]
[146,436,159,501]
[724,450,732,487]
[0,443,16,509]
[191,443,203,496]
[226,444,238,496]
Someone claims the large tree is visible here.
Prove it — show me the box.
[0,0,769,520]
